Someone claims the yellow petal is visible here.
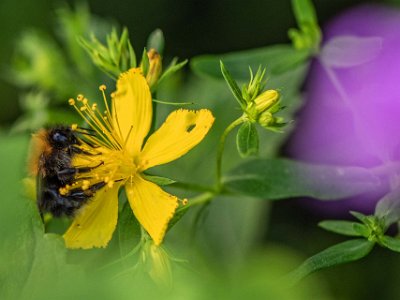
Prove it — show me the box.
[125,175,178,245]
[112,68,152,156]
[139,109,214,170]
[63,183,121,249]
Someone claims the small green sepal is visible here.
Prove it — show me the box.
[140,47,150,76]
[141,174,176,186]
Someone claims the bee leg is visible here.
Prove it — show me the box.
[57,161,104,177]
[67,182,105,198]
[89,181,106,192]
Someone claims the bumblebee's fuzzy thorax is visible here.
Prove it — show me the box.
[28,129,53,176]
[29,125,105,217]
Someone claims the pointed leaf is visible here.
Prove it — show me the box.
[223,159,382,200]
[192,45,309,81]
[140,48,150,76]
[319,220,369,237]
[288,239,374,284]
[380,236,400,253]
[350,211,370,222]
[147,29,165,54]
[156,59,188,87]
[220,61,246,107]
[292,0,318,26]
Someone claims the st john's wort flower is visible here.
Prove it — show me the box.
[63,68,214,249]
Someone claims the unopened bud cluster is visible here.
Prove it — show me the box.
[241,68,284,130]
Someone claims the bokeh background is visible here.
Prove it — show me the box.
[1,0,400,299]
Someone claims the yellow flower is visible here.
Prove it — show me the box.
[63,68,214,249]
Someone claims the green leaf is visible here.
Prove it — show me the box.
[350,211,370,224]
[292,0,318,26]
[220,61,246,107]
[236,122,259,158]
[141,174,176,186]
[128,38,137,68]
[118,200,141,257]
[155,58,188,88]
[152,98,193,106]
[147,28,165,54]
[380,236,400,253]
[0,134,84,299]
[192,45,309,81]
[287,239,375,284]
[318,220,369,237]
[223,159,382,200]
[140,47,150,76]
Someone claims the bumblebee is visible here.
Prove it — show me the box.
[29,125,105,217]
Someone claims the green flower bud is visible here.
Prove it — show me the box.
[142,240,172,288]
[258,111,273,127]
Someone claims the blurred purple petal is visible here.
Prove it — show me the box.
[320,36,383,68]
[288,4,400,215]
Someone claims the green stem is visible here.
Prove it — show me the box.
[186,192,215,208]
[216,116,246,190]
[176,192,215,213]
[150,92,158,134]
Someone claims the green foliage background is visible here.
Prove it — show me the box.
[1,0,400,299]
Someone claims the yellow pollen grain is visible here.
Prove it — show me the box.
[82,180,90,190]
[82,98,88,105]
[99,84,107,91]
[107,181,114,188]
[104,176,110,183]
[77,94,84,101]
[71,124,78,131]
[80,106,87,111]
[68,98,75,105]
[182,198,188,205]
[92,103,97,110]
[59,187,68,195]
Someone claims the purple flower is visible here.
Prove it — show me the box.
[288,4,400,215]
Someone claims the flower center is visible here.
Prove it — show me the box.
[61,85,138,194]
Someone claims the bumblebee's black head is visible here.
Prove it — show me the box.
[48,126,78,149]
